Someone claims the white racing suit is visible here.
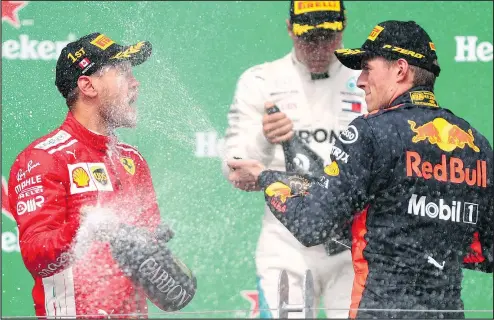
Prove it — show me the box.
[222,50,366,318]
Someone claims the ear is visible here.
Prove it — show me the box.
[77,76,98,98]
[395,58,410,82]
[286,19,296,40]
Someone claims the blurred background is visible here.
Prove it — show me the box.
[1,1,492,318]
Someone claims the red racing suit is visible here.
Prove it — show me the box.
[8,112,161,318]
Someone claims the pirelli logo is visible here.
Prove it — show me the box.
[90,34,115,50]
[367,25,384,41]
[294,1,341,15]
[382,44,425,59]
[335,48,365,55]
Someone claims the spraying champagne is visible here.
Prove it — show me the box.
[265,103,350,254]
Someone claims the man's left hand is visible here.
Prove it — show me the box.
[227,159,266,191]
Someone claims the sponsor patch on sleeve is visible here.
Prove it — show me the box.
[324,161,340,176]
[338,125,358,144]
[34,130,71,150]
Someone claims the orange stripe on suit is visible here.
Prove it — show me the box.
[349,206,369,319]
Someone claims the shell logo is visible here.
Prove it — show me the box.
[72,167,90,188]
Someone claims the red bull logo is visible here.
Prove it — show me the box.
[408,118,480,152]
[265,179,311,213]
[270,197,287,213]
[265,182,293,203]
[265,182,296,213]
[406,151,487,188]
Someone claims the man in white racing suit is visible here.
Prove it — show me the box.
[222,1,366,318]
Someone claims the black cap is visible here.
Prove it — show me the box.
[55,32,152,98]
[289,1,346,39]
[334,20,440,76]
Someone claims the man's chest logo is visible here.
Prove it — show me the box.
[90,167,109,185]
[72,167,90,188]
[68,163,113,194]
[120,157,135,175]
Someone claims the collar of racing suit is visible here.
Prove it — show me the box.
[388,85,437,109]
[63,111,118,152]
[290,49,342,81]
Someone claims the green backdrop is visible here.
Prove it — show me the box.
[2,1,492,318]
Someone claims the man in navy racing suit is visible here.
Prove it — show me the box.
[222,1,365,318]
[227,20,493,319]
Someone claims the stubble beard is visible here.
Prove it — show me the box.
[100,98,138,130]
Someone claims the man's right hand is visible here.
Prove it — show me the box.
[262,102,294,144]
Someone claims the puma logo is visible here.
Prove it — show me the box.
[97,309,114,318]
[66,150,76,159]
[427,256,445,270]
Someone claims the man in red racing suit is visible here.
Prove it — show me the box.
[8,32,180,318]
[9,112,160,317]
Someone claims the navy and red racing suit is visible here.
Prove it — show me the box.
[258,86,493,319]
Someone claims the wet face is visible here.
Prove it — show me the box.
[287,21,342,74]
[93,62,140,128]
[357,57,398,112]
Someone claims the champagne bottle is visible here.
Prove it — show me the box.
[110,224,197,311]
[266,104,349,254]
[266,104,324,175]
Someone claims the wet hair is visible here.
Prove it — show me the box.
[384,58,437,90]
[65,87,79,109]
[409,64,437,90]
[65,66,109,109]
[299,29,341,43]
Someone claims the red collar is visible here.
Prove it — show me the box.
[61,112,118,152]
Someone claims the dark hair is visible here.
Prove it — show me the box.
[409,64,437,90]
[64,66,108,109]
[65,87,79,109]
[384,58,437,90]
